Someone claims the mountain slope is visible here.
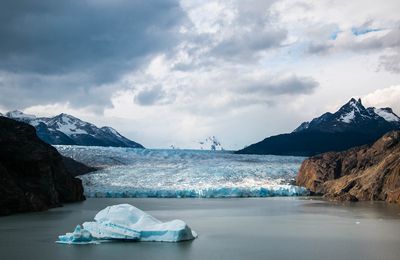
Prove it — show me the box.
[293,98,400,134]
[237,98,400,156]
[296,131,400,203]
[3,111,144,148]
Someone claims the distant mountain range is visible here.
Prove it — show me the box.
[2,110,144,148]
[169,136,224,151]
[236,98,400,156]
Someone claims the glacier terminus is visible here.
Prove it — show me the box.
[56,146,308,198]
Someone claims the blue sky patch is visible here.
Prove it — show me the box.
[330,30,341,40]
[351,27,383,36]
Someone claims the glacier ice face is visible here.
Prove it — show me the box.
[55,146,308,198]
[57,204,197,244]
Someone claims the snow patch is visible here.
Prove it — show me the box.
[54,115,88,136]
[339,110,355,123]
[374,108,400,122]
[6,110,36,120]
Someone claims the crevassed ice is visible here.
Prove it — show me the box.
[55,146,308,198]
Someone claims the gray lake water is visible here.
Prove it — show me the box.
[0,198,400,260]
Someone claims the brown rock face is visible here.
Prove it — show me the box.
[0,117,87,216]
[296,131,400,203]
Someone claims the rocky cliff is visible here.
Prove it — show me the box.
[0,117,90,216]
[296,131,400,203]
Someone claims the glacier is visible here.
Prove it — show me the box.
[55,146,309,198]
[57,204,197,244]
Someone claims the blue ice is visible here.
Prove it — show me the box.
[55,146,308,198]
[56,204,197,244]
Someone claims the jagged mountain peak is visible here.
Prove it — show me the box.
[337,98,366,116]
[348,97,362,105]
[238,98,400,156]
[50,113,86,124]
[293,98,400,133]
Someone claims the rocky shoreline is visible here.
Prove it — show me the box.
[297,131,400,203]
[0,117,95,216]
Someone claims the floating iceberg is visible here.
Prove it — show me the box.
[57,204,197,244]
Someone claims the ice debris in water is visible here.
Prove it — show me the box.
[56,204,197,245]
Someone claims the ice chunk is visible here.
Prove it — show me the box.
[84,204,197,242]
[57,225,98,244]
[57,204,197,245]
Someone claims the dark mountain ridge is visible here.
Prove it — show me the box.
[236,98,400,156]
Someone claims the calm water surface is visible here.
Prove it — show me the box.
[0,198,399,260]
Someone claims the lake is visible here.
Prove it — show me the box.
[0,198,399,260]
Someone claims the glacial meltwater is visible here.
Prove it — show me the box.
[55,146,308,198]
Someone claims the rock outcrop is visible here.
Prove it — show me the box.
[62,156,97,177]
[296,131,400,203]
[0,117,88,216]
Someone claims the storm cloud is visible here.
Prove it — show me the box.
[1,0,400,149]
[0,0,185,109]
[239,75,318,96]
[134,85,170,106]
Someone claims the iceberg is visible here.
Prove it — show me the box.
[56,204,197,244]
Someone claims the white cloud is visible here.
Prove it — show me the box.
[363,85,400,114]
[2,0,400,149]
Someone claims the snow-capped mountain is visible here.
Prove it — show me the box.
[293,98,400,134]
[198,136,224,151]
[4,111,144,148]
[237,98,400,156]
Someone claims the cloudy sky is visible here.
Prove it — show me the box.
[1,0,400,149]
